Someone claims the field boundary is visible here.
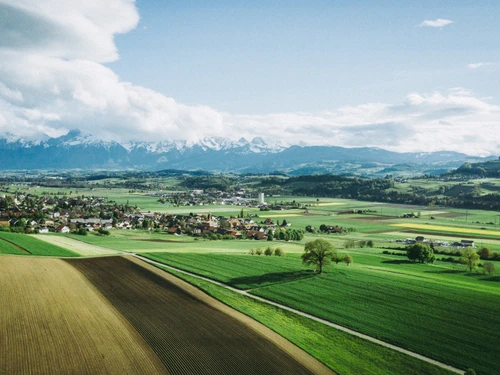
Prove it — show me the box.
[135,254,463,375]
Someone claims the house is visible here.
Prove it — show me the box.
[38,227,49,234]
[461,240,475,247]
[55,225,70,233]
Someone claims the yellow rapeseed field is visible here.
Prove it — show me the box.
[391,223,500,236]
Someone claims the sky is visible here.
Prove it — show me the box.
[0,0,499,155]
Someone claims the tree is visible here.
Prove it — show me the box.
[406,243,435,263]
[301,239,337,274]
[460,247,480,272]
[267,231,274,241]
[478,247,492,260]
[464,369,476,375]
[366,240,374,248]
[264,247,273,256]
[483,262,495,275]
[343,254,353,266]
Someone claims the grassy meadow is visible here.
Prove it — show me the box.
[0,232,79,257]
[145,250,499,375]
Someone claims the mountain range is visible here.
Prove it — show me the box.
[0,130,494,176]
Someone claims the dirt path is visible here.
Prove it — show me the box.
[32,234,121,256]
[136,255,463,375]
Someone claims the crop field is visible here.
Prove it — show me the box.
[33,234,121,256]
[1,254,328,374]
[67,256,326,375]
[391,223,500,237]
[145,252,500,375]
[0,232,78,256]
[0,256,168,375]
[0,238,27,254]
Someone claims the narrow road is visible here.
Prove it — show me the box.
[134,254,464,375]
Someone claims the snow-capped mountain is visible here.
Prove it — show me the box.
[0,130,492,173]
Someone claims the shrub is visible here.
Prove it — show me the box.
[264,247,273,256]
[274,247,285,257]
[344,239,356,249]
[366,240,374,248]
[249,248,255,255]
[483,262,495,275]
[255,248,263,256]
[478,247,492,260]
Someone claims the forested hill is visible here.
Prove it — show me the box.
[448,159,500,177]
[256,174,500,211]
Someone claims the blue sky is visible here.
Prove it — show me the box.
[109,0,499,113]
[0,0,499,155]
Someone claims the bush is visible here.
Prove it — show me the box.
[483,262,495,274]
[264,247,273,256]
[255,248,263,256]
[249,248,255,256]
[97,228,110,236]
[367,240,374,248]
[77,227,88,236]
[344,239,356,249]
[478,247,492,260]
[274,247,285,257]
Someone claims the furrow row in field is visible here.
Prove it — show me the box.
[0,256,168,375]
[66,256,321,375]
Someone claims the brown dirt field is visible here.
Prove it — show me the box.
[0,256,168,375]
[67,256,332,375]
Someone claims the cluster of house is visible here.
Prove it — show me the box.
[150,189,266,208]
[396,236,475,248]
[161,215,292,240]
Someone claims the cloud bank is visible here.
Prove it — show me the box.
[0,1,498,156]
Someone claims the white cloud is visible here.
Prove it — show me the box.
[0,2,498,156]
[467,62,493,69]
[226,88,500,156]
[419,19,453,28]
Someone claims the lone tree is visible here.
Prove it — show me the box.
[460,247,480,272]
[302,239,337,274]
[406,243,435,263]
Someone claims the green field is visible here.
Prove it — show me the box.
[0,232,79,257]
[160,266,454,375]
[0,237,27,255]
[145,251,499,375]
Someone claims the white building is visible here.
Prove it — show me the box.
[258,192,265,204]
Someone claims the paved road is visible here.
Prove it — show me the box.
[134,254,464,375]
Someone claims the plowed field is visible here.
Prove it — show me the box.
[0,256,168,375]
[67,256,326,375]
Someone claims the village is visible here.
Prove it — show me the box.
[0,190,306,241]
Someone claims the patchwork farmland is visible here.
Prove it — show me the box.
[0,255,331,375]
